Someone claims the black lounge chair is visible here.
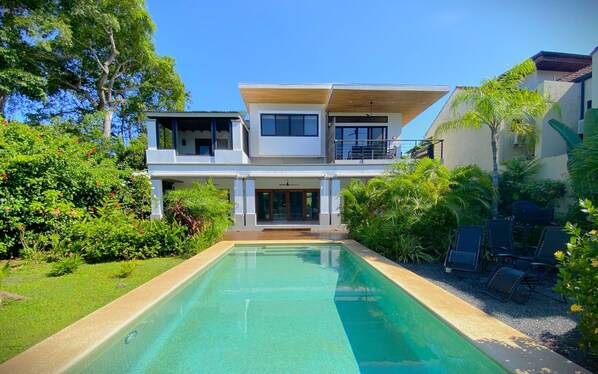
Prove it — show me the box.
[443,226,484,273]
[486,220,533,265]
[483,226,569,303]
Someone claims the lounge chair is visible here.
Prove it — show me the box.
[443,226,484,273]
[486,220,532,266]
[483,226,569,303]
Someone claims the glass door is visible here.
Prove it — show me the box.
[272,192,287,220]
[305,192,319,220]
[257,192,271,221]
[289,191,303,220]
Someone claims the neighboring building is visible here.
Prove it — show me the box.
[426,49,595,180]
[146,83,449,230]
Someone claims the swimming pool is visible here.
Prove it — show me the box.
[0,240,583,373]
[70,244,504,373]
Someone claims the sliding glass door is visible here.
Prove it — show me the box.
[256,190,319,222]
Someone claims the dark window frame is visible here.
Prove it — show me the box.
[260,114,319,137]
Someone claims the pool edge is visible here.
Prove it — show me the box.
[0,239,587,374]
[341,240,587,374]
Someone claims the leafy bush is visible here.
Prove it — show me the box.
[165,180,233,245]
[68,197,190,262]
[48,253,82,276]
[569,135,598,202]
[498,156,567,215]
[0,120,152,257]
[555,199,598,353]
[341,159,492,261]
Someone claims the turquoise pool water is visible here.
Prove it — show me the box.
[74,245,506,373]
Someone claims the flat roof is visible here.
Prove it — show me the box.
[146,111,243,119]
[238,83,450,126]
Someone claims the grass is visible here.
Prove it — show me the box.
[0,257,184,364]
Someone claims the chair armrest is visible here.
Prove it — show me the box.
[529,262,557,270]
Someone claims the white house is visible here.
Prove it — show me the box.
[426,49,595,180]
[146,83,449,230]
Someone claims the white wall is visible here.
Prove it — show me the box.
[535,81,580,159]
[248,103,326,158]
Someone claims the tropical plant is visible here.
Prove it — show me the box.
[435,59,554,215]
[48,253,82,277]
[114,260,139,278]
[164,180,234,244]
[341,159,493,261]
[555,199,598,353]
[568,134,598,203]
[498,156,567,215]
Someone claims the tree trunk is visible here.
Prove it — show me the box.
[103,109,114,138]
[490,127,500,217]
[0,94,8,118]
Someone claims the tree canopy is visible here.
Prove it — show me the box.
[435,59,554,215]
[0,0,188,138]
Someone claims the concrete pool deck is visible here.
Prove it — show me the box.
[0,239,587,373]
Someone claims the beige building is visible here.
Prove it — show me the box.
[426,49,596,180]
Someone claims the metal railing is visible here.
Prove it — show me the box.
[333,139,444,161]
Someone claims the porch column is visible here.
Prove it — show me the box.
[320,178,330,228]
[245,179,257,229]
[150,179,163,219]
[330,179,341,228]
[147,119,158,150]
[233,178,245,229]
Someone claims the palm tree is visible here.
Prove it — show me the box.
[435,59,554,215]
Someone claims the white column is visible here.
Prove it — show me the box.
[330,178,341,228]
[233,178,244,228]
[147,119,158,150]
[245,179,257,229]
[150,179,163,219]
[319,178,330,228]
[231,120,242,151]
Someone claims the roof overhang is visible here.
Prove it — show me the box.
[239,83,449,126]
[531,51,591,72]
[146,111,242,119]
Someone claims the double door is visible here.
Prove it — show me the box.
[257,190,319,222]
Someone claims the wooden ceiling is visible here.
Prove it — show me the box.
[327,87,449,125]
[239,84,449,126]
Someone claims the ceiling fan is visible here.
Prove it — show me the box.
[279,179,300,186]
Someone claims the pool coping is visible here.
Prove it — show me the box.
[0,239,588,374]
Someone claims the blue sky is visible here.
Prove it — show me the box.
[146,0,598,139]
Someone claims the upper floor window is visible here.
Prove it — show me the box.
[261,114,318,137]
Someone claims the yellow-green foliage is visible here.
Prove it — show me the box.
[556,199,598,353]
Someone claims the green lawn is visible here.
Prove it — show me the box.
[0,257,184,363]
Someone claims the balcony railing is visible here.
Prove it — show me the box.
[333,139,444,161]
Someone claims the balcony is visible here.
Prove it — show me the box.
[333,139,444,162]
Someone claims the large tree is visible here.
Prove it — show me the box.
[1,0,188,138]
[435,59,553,215]
[0,1,67,117]
[45,0,188,138]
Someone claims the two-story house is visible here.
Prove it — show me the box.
[426,48,596,180]
[145,83,449,230]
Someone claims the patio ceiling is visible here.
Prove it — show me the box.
[238,83,449,126]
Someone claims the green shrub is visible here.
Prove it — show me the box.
[48,253,82,276]
[165,180,233,245]
[569,135,598,202]
[555,199,598,353]
[114,260,139,278]
[498,156,567,215]
[68,198,190,262]
[341,159,492,261]
[0,120,152,257]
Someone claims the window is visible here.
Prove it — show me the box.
[261,114,318,136]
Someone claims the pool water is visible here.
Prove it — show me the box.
[74,245,505,373]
